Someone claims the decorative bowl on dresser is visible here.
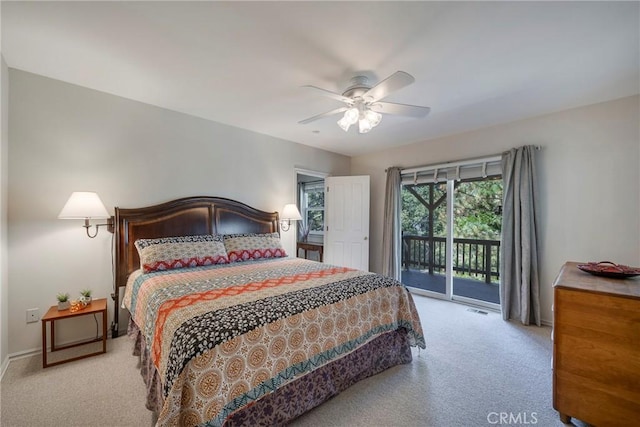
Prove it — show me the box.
[552,261,640,426]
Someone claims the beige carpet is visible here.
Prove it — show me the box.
[1,295,582,427]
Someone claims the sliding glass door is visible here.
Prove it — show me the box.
[401,181,448,296]
[451,177,502,305]
[400,158,502,309]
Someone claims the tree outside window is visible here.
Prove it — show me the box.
[301,182,324,235]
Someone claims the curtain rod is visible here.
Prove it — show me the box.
[386,145,542,173]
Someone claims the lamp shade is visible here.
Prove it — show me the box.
[281,204,302,221]
[58,192,109,219]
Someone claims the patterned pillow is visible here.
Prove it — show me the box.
[223,232,287,262]
[135,234,229,273]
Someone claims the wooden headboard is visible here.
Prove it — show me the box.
[112,196,279,337]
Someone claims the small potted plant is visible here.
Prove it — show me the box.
[79,289,92,305]
[57,293,70,311]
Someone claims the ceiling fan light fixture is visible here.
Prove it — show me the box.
[365,110,382,127]
[337,116,352,132]
[357,107,382,133]
[339,105,382,134]
[358,118,373,134]
[344,107,359,125]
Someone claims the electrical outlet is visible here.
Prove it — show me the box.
[26,308,40,323]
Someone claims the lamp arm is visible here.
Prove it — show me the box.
[83,219,99,238]
[83,217,115,238]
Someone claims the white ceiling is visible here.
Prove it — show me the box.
[2,1,638,157]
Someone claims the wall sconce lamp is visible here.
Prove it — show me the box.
[280,204,302,232]
[58,192,114,238]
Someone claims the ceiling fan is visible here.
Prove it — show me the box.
[299,71,431,134]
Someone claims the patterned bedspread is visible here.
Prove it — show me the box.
[123,257,425,426]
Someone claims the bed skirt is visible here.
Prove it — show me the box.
[129,319,413,426]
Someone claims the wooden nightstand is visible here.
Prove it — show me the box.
[41,297,108,368]
[297,241,323,262]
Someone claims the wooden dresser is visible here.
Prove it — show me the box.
[552,262,640,426]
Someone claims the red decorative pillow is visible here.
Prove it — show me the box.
[135,235,229,273]
[223,232,286,262]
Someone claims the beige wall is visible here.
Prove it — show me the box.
[7,70,350,355]
[351,95,640,324]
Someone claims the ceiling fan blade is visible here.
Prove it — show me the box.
[370,101,431,118]
[363,71,415,103]
[298,106,348,124]
[302,85,353,104]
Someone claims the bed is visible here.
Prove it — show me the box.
[114,196,425,426]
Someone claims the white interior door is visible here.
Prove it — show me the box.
[324,175,370,271]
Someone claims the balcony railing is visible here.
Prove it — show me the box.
[402,235,500,283]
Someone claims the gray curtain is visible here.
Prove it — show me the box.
[382,167,402,281]
[500,146,541,326]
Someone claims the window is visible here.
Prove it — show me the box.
[300,181,325,235]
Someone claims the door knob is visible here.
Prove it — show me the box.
[364,236,368,240]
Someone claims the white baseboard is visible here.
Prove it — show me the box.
[0,346,40,383]
[1,330,118,381]
[6,346,41,362]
